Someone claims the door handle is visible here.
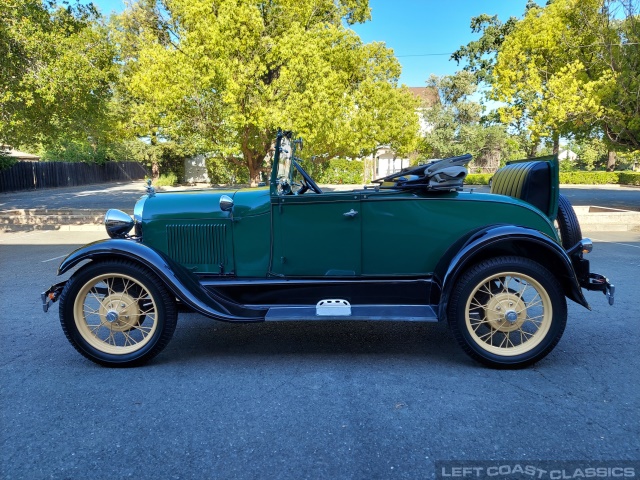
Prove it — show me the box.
[343,209,358,218]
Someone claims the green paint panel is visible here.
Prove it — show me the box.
[361,191,557,275]
[271,193,361,276]
[232,212,271,277]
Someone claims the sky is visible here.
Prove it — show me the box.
[89,0,531,87]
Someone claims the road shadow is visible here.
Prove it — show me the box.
[163,313,462,365]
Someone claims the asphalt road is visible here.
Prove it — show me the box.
[1,229,638,479]
[1,181,639,211]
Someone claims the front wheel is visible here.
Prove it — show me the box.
[447,256,567,369]
[59,260,177,367]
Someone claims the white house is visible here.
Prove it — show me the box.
[558,149,578,162]
[184,154,209,183]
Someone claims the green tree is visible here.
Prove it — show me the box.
[491,0,640,160]
[420,72,514,172]
[116,0,419,185]
[0,0,119,158]
[450,2,540,157]
[451,10,523,84]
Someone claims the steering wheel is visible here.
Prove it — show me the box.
[292,160,323,194]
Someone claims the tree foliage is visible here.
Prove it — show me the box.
[115,0,419,184]
[491,0,640,151]
[420,72,517,172]
[0,0,118,158]
[450,11,521,84]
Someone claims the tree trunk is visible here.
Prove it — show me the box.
[150,131,160,179]
[527,139,540,158]
[552,132,560,156]
[248,165,261,186]
[242,148,263,187]
[606,150,616,172]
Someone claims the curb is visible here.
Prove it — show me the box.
[574,206,640,232]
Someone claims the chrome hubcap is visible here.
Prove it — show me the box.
[505,310,518,323]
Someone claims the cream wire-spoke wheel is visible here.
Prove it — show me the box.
[74,274,158,355]
[465,272,552,356]
[59,261,177,367]
[448,256,567,369]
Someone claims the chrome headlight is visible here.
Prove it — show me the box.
[105,209,134,238]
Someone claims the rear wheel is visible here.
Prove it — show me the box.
[59,260,177,367]
[447,256,567,369]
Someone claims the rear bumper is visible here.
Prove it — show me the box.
[569,238,614,306]
[582,273,615,306]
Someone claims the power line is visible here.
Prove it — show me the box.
[393,42,640,58]
[396,53,453,57]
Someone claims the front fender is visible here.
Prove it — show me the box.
[436,225,590,320]
[58,239,266,322]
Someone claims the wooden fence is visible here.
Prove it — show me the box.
[0,161,148,193]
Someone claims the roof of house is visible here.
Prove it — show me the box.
[408,87,439,107]
[1,147,40,161]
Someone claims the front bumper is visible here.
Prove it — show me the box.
[41,281,66,313]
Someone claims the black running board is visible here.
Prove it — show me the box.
[265,305,438,322]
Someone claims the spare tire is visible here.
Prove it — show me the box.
[556,194,582,249]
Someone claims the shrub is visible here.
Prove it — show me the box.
[314,158,364,184]
[618,172,640,186]
[465,170,640,186]
[465,173,493,185]
[0,153,16,171]
[559,171,618,184]
[555,171,639,185]
[205,157,250,185]
[154,173,178,187]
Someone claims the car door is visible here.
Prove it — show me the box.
[270,192,361,277]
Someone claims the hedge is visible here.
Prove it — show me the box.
[315,158,365,184]
[465,171,640,186]
[465,173,492,185]
[558,171,640,186]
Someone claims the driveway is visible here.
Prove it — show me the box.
[1,228,638,479]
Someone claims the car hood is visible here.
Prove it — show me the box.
[137,187,270,223]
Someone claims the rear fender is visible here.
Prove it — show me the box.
[435,225,589,320]
[58,239,266,322]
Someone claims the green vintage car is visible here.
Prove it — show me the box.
[42,131,613,368]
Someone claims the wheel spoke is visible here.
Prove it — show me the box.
[470,318,492,330]
[83,305,100,316]
[470,298,486,310]
[89,323,102,335]
[478,282,493,297]
[122,330,135,347]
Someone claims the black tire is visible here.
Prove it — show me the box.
[59,260,177,367]
[447,256,567,369]
[556,194,582,249]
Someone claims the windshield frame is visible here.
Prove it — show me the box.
[270,131,293,195]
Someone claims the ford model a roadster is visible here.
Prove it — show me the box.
[42,131,614,368]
